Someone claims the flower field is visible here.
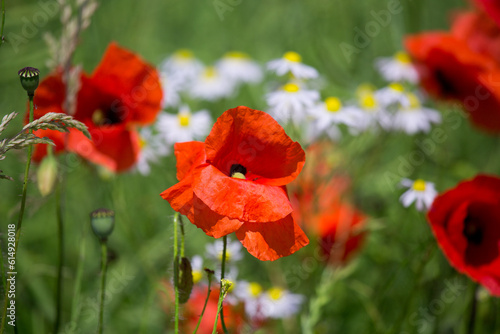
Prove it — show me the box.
[0,0,499,333]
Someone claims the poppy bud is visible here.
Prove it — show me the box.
[18,67,40,99]
[90,208,115,241]
[37,151,58,197]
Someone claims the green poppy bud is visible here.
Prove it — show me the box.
[37,151,58,197]
[18,67,40,99]
[90,208,115,241]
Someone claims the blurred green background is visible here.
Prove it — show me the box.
[1,0,500,333]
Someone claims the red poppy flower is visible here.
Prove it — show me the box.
[161,106,309,261]
[29,42,163,172]
[405,32,500,132]
[474,0,500,28]
[427,175,500,296]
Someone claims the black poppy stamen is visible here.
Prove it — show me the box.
[230,164,247,180]
[463,218,483,245]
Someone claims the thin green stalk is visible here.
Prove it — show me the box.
[193,272,213,334]
[218,236,228,334]
[467,284,479,334]
[179,215,185,258]
[97,241,108,334]
[53,181,64,334]
[211,288,226,334]
[173,213,180,334]
[69,225,87,326]
[0,0,5,47]
[1,97,34,333]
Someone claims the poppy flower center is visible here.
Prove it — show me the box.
[92,106,125,126]
[230,164,247,180]
[412,179,426,191]
[283,83,300,93]
[463,219,483,245]
[325,97,342,112]
[394,51,411,64]
[434,70,457,96]
[248,282,263,297]
[284,51,302,63]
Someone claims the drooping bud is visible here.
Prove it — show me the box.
[37,149,58,197]
[90,208,115,241]
[18,67,40,100]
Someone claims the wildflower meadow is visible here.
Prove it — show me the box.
[1,0,500,333]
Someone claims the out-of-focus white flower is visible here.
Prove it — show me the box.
[191,255,204,285]
[346,86,392,132]
[375,51,419,83]
[267,51,318,79]
[156,105,212,144]
[216,51,263,85]
[206,238,243,263]
[266,82,319,125]
[374,82,410,108]
[260,287,304,319]
[392,93,441,134]
[399,178,437,212]
[160,73,182,108]
[136,128,170,175]
[233,281,265,320]
[160,49,203,87]
[189,66,235,101]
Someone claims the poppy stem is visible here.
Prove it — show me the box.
[179,215,185,258]
[53,179,65,334]
[193,271,213,334]
[0,0,4,47]
[173,213,180,334]
[218,235,229,334]
[97,240,108,334]
[0,97,35,333]
[467,283,479,334]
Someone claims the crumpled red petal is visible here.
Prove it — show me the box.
[192,164,293,223]
[205,106,305,186]
[174,141,206,181]
[161,176,197,222]
[235,215,309,261]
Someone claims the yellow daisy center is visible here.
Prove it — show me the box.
[389,82,404,92]
[178,113,190,127]
[283,83,300,93]
[407,93,421,109]
[360,94,377,110]
[356,83,376,97]
[225,51,249,59]
[193,270,203,284]
[325,97,342,112]
[175,49,193,59]
[412,179,426,191]
[268,287,284,301]
[284,51,302,63]
[394,51,411,64]
[218,250,232,261]
[138,136,147,149]
[249,282,263,297]
[203,66,217,78]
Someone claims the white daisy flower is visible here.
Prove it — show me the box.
[191,255,204,285]
[392,93,441,134]
[160,49,203,88]
[189,66,235,101]
[206,238,243,263]
[375,51,419,84]
[136,128,170,175]
[374,82,410,108]
[267,51,319,79]
[346,87,392,132]
[233,281,265,321]
[266,82,320,125]
[160,74,182,108]
[156,105,212,145]
[260,287,304,319]
[399,178,438,212]
[216,51,263,85]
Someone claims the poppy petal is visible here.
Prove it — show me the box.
[161,176,196,222]
[31,129,67,163]
[174,141,206,181]
[192,164,293,223]
[235,215,309,261]
[204,106,305,186]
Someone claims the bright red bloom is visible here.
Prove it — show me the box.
[427,175,500,296]
[161,106,309,261]
[29,42,163,172]
[474,0,500,28]
[405,32,500,132]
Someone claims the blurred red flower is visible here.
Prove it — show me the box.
[427,175,500,296]
[161,106,309,261]
[405,32,500,133]
[29,42,163,172]
[474,0,500,28]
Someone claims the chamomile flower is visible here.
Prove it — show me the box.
[347,86,392,132]
[266,82,319,125]
[216,51,263,85]
[136,128,170,175]
[260,287,304,319]
[392,93,441,134]
[206,238,243,263]
[191,255,204,285]
[267,51,319,79]
[156,105,212,145]
[233,281,265,321]
[375,51,419,83]
[189,66,235,101]
[374,82,410,108]
[160,49,203,87]
[400,178,438,211]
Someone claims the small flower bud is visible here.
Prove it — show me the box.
[18,67,40,99]
[37,152,58,197]
[90,208,115,241]
[220,278,233,297]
